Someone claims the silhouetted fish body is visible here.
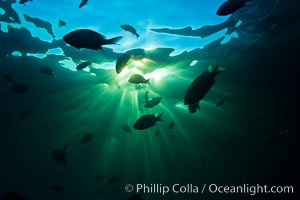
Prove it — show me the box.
[133,113,163,130]
[40,66,55,77]
[19,0,32,5]
[10,83,29,94]
[116,53,131,73]
[80,134,95,144]
[63,29,122,50]
[145,97,162,108]
[216,0,249,16]
[58,19,67,27]
[120,24,140,39]
[3,73,16,85]
[76,61,91,70]
[128,74,150,85]
[184,65,225,113]
[155,129,162,136]
[168,120,175,129]
[52,146,68,166]
[79,0,88,8]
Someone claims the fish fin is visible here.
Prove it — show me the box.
[136,33,140,39]
[156,112,164,121]
[207,65,212,73]
[213,64,226,74]
[106,36,123,45]
[147,79,151,86]
[188,103,200,113]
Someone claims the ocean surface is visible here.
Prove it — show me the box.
[0,0,297,199]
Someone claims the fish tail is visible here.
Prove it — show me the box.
[106,36,123,45]
[213,64,226,75]
[156,112,164,121]
[135,33,140,39]
[147,79,151,86]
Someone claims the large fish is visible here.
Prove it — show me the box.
[120,24,140,39]
[184,65,225,113]
[133,113,163,130]
[63,29,122,50]
[216,0,250,16]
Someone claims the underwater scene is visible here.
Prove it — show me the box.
[0,0,297,199]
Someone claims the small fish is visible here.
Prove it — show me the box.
[51,184,63,192]
[120,24,140,39]
[58,19,67,27]
[119,123,131,133]
[216,92,228,107]
[80,133,95,144]
[133,113,163,130]
[3,73,16,86]
[40,66,55,77]
[10,83,29,95]
[116,53,131,74]
[144,91,161,108]
[78,0,88,8]
[168,120,175,130]
[19,0,32,6]
[155,129,162,136]
[216,0,250,16]
[76,61,91,71]
[128,74,150,85]
[107,176,122,184]
[52,146,68,166]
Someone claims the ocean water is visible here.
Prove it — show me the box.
[0,0,297,200]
